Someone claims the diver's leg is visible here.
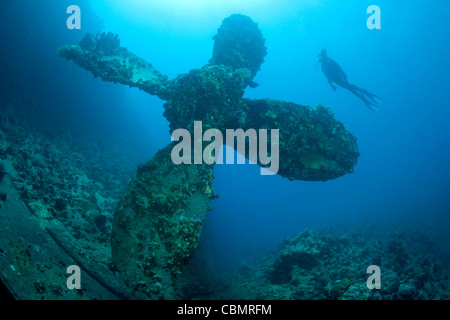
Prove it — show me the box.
[343,83,379,111]
[345,81,380,104]
[342,83,364,99]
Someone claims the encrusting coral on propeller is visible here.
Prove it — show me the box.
[111,143,216,297]
[57,31,170,99]
[209,14,267,85]
[58,14,359,298]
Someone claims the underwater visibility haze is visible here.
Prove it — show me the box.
[0,0,449,300]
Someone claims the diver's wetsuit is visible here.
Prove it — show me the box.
[318,49,380,111]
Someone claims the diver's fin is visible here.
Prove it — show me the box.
[363,98,380,112]
[359,87,381,104]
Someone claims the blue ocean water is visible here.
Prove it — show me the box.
[1,0,449,277]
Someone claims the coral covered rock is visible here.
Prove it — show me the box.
[397,283,417,299]
[197,228,450,300]
[267,230,329,283]
[0,160,5,182]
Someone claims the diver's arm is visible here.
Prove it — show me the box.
[338,68,347,81]
[334,62,347,80]
[327,59,347,81]
[57,33,170,100]
[328,80,337,91]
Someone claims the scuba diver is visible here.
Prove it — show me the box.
[318,49,381,111]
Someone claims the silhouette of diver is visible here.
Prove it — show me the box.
[318,49,381,111]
